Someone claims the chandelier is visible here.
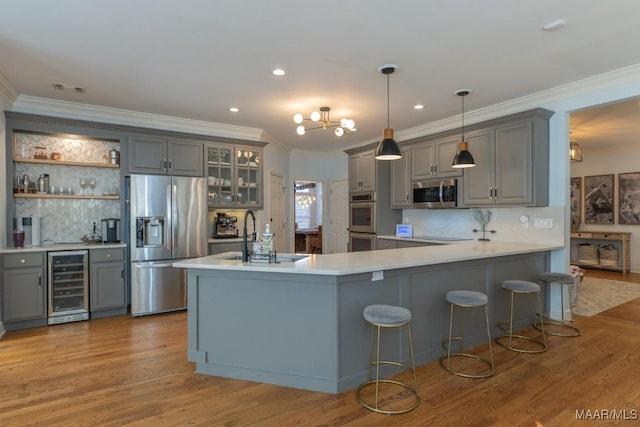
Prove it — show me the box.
[293,106,356,137]
[296,191,316,208]
[295,182,317,208]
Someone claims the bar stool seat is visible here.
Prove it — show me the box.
[535,272,581,337]
[357,304,419,414]
[440,290,495,379]
[496,280,547,353]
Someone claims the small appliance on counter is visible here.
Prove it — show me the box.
[101,218,121,243]
[14,216,42,246]
[213,212,238,238]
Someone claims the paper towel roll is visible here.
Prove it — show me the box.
[31,216,41,246]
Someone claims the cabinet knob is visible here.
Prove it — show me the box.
[20,258,26,264]
[106,253,112,258]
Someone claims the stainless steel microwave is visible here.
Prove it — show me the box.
[412,179,457,208]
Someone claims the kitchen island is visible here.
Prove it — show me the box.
[174,241,562,393]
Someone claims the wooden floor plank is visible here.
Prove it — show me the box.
[1,268,639,426]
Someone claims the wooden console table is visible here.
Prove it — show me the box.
[570,231,631,273]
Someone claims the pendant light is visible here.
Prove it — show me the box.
[452,89,476,168]
[375,64,402,160]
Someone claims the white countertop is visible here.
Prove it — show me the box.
[173,241,563,276]
[0,242,126,254]
[377,234,473,243]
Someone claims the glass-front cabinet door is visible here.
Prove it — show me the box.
[206,144,262,209]
[206,146,234,208]
[235,148,261,207]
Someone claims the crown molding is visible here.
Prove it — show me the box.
[398,62,640,142]
[0,71,17,107]
[11,95,265,142]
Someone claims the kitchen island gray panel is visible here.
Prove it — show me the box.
[183,246,551,393]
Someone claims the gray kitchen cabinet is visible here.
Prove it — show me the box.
[2,252,47,330]
[206,144,263,209]
[391,146,411,208]
[129,135,204,176]
[209,241,243,255]
[462,109,552,207]
[411,136,461,181]
[90,247,126,317]
[349,149,376,193]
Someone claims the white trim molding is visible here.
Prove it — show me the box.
[11,95,265,142]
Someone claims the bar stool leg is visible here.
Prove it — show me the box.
[441,301,495,378]
[357,304,419,414]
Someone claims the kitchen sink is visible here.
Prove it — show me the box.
[218,253,309,263]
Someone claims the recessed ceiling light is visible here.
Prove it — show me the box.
[272,68,286,76]
[414,104,425,110]
[52,83,86,93]
[229,107,240,113]
[542,18,566,31]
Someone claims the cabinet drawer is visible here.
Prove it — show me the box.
[590,232,622,240]
[3,252,45,268]
[91,248,125,263]
[572,232,593,239]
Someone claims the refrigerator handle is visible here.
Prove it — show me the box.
[172,183,178,251]
[166,184,172,252]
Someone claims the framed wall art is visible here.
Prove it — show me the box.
[570,177,582,230]
[584,174,614,224]
[618,172,640,224]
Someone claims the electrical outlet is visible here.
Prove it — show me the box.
[534,218,553,229]
[371,271,384,281]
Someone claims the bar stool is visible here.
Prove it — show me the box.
[440,290,495,379]
[357,304,419,414]
[535,272,581,337]
[496,280,547,353]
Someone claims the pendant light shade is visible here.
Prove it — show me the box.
[375,65,402,160]
[452,89,476,169]
[570,140,583,162]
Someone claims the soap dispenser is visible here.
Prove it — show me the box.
[262,223,274,254]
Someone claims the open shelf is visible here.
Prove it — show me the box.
[13,157,119,169]
[14,193,119,200]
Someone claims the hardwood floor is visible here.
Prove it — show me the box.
[1,270,639,426]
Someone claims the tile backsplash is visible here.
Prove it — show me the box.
[402,206,565,245]
[12,132,121,244]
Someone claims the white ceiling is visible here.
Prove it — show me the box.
[1,0,640,154]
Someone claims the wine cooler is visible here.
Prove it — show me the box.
[48,250,89,324]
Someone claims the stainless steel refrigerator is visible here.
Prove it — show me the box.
[128,174,206,316]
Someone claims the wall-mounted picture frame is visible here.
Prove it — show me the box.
[618,172,640,224]
[584,174,614,224]
[570,177,582,230]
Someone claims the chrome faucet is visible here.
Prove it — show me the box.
[242,209,256,262]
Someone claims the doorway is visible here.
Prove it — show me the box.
[294,180,322,254]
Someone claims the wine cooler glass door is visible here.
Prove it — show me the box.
[48,250,89,324]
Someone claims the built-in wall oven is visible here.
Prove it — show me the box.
[349,192,376,251]
[349,232,376,252]
[349,192,376,233]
